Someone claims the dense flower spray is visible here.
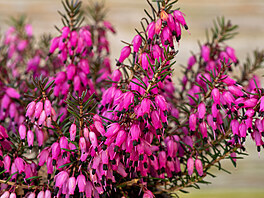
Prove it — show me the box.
[0,0,264,197]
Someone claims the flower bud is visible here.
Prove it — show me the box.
[3,155,11,173]
[70,123,77,141]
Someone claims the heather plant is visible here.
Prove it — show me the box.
[0,0,264,198]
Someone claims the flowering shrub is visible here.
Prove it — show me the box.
[0,0,264,197]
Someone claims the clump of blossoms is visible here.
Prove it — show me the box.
[1,0,264,198]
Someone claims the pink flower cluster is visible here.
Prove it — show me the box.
[1,1,264,197]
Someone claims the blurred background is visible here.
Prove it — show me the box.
[0,0,264,197]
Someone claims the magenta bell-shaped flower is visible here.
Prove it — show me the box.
[38,148,49,167]
[89,131,98,151]
[79,137,87,152]
[28,192,36,198]
[26,101,36,119]
[111,69,122,82]
[211,88,220,105]
[34,101,43,120]
[44,190,51,198]
[0,191,10,198]
[1,95,11,112]
[132,35,142,53]
[51,142,61,161]
[228,85,244,97]
[147,22,155,42]
[141,53,149,70]
[117,46,131,66]
[14,157,25,174]
[187,55,196,69]
[27,130,34,149]
[173,10,188,30]
[231,119,239,136]
[0,125,8,140]
[37,191,44,198]
[201,45,210,62]
[68,176,76,195]
[226,46,237,63]
[49,37,59,55]
[189,114,197,132]
[9,193,16,198]
[199,121,208,139]
[130,123,141,143]
[6,87,20,99]
[44,99,52,117]
[3,155,11,173]
[38,110,46,128]
[70,123,77,141]
[77,174,86,193]
[155,95,168,112]
[197,102,206,121]
[46,157,53,175]
[115,130,127,148]
[105,123,120,138]
[195,158,203,176]
[67,64,76,80]
[187,157,194,176]
[55,171,69,188]
[61,26,70,39]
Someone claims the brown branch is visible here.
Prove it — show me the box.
[0,179,38,190]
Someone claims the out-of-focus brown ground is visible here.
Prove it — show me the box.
[0,0,264,196]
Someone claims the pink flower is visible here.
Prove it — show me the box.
[195,158,203,176]
[6,87,20,99]
[198,102,206,121]
[201,45,210,62]
[189,114,197,132]
[70,123,77,141]
[132,35,142,53]
[117,46,131,66]
[187,157,194,176]
[68,176,76,195]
